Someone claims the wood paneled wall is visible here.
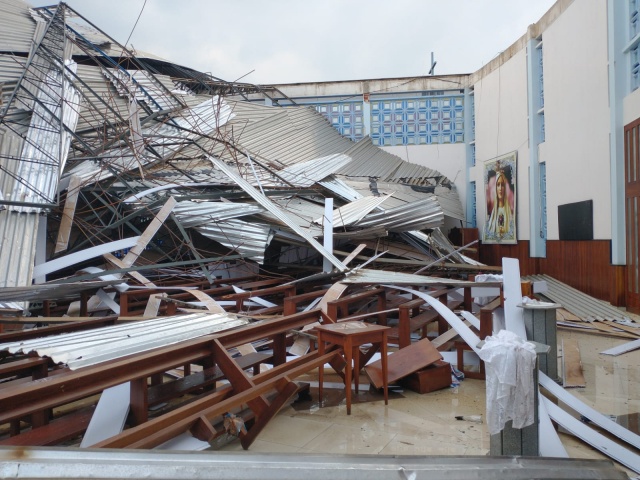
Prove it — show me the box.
[478,240,626,306]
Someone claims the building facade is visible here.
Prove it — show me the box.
[250,0,640,311]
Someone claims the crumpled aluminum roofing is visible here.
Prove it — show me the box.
[278,153,352,187]
[0,312,249,370]
[314,194,390,228]
[0,210,39,290]
[64,96,235,186]
[355,196,444,232]
[194,218,272,262]
[0,280,125,302]
[172,201,265,227]
[525,274,640,323]
[0,0,36,54]
[342,268,469,285]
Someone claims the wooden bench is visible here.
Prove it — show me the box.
[147,352,273,406]
[325,287,387,325]
[0,357,49,381]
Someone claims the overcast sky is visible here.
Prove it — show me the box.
[31,0,557,85]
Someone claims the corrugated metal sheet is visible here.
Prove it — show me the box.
[72,64,129,135]
[0,55,29,84]
[0,211,39,289]
[0,0,36,54]
[0,312,249,370]
[222,105,355,167]
[315,195,390,228]
[0,280,124,302]
[355,196,444,232]
[343,268,467,285]
[342,179,464,222]
[212,157,347,271]
[173,201,265,227]
[318,177,363,202]
[278,153,352,187]
[8,61,80,212]
[339,137,403,179]
[195,218,271,262]
[525,274,640,322]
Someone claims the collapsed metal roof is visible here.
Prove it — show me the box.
[0,0,469,310]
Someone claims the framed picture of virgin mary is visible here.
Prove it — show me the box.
[483,152,517,244]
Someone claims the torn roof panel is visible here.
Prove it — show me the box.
[0,312,249,370]
[355,196,444,232]
[194,218,272,262]
[172,201,265,227]
[0,280,125,302]
[314,194,390,228]
[0,0,36,54]
[343,268,469,285]
[224,105,355,167]
[339,137,404,179]
[278,153,353,187]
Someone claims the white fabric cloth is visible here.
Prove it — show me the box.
[477,329,537,435]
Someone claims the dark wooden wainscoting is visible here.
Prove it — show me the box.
[479,240,626,307]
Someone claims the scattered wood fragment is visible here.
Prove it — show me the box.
[562,338,585,388]
[365,338,442,389]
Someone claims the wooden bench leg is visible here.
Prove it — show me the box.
[130,378,149,426]
[240,379,298,450]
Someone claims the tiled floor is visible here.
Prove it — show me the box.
[216,329,640,477]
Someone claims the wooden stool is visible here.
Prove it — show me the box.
[315,321,390,415]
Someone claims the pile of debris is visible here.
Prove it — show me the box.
[0,2,639,478]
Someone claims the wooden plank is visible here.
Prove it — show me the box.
[0,407,95,446]
[365,338,441,389]
[602,320,640,337]
[389,286,482,353]
[104,253,156,287]
[95,351,338,449]
[562,338,585,388]
[54,175,82,254]
[0,357,48,380]
[588,320,638,339]
[239,379,299,449]
[341,244,367,266]
[121,197,177,267]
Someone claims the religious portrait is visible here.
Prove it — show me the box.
[483,152,517,244]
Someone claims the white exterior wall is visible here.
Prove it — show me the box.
[381,144,467,210]
[471,48,531,240]
[541,0,610,240]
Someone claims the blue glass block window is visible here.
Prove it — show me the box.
[471,94,475,139]
[370,95,464,146]
[310,101,364,141]
[470,181,477,228]
[631,0,640,40]
[471,143,476,167]
[540,162,547,240]
[538,43,544,108]
[540,112,546,142]
[633,44,640,92]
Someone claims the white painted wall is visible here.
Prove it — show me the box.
[470,48,531,240]
[381,143,467,211]
[541,0,610,240]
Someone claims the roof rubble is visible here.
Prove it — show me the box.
[0,2,638,476]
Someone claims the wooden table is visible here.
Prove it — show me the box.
[315,321,390,415]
